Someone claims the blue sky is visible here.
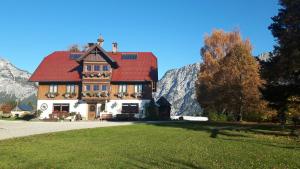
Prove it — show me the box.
[0,0,279,79]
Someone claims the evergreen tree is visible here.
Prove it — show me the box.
[264,0,300,124]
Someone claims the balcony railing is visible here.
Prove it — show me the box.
[82,71,111,78]
[81,91,110,99]
[114,92,143,99]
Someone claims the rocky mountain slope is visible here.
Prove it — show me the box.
[155,63,202,115]
[257,52,271,62]
[0,57,37,104]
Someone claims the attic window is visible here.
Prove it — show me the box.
[121,54,137,60]
[69,54,82,60]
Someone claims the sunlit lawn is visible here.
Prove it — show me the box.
[0,122,299,169]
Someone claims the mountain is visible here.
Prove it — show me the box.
[257,52,271,62]
[155,63,202,115]
[0,57,37,104]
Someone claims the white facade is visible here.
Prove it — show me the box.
[37,99,150,120]
[37,100,88,119]
[105,99,150,118]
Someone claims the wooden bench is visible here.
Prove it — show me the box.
[99,113,113,121]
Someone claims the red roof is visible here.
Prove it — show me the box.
[29,51,158,82]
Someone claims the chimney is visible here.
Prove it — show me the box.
[97,35,104,47]
[112,42,118,53]
[88,43,95,47]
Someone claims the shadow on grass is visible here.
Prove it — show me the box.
[138,121,300,150]
[141,121,299,137]
[220,137,300,150]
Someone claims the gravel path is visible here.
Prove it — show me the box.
[0,120,134,140]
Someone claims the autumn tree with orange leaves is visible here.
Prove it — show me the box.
[196,30,270,121]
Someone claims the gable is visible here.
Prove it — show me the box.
[77,44,116,64]
[84,48,109,62]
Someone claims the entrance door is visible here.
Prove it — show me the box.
[88,104,96,120]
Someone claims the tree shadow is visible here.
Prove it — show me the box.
[220,137,300,150]
[136,121,300,150]
[141,121,299,137]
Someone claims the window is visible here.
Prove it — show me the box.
[121,54,137,60]
[86,65,92,71]
[69,53,82,60]
[118,84,127,93]
[94,65,100,71]
[93,85,99,91]
[122,103,139,113]
[135,84,143,93]
[102,85,107,91]
[103,65,109,71]
[49,84,58,93]
[66,84,75,93]
[85,85,91,91]
[53,104,70,112]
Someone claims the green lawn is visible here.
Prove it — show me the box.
[0,122,299,169]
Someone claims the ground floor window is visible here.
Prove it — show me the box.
[121,103,139,114]
[53,104,70,112]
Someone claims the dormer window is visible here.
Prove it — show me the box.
[122,54,137,60]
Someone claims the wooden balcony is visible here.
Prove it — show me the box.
[81,91,110,101]
[82,71,111,78]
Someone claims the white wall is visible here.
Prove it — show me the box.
[37,99,151,120]
[37,100,88,119]
[105,99,150,118]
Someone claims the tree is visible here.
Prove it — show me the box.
[68,44,81,52]
[0,100,16,113]
[263,0,300,124]
[196,30,267,121]
[196,30,251,113]
[215,45,266,121]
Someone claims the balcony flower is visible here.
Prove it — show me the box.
[46,92,59,98]
[132,92,142,98]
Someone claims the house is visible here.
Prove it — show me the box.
[29,36,158,120]
[11,104,33,117]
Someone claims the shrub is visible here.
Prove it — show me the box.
[243,110,277,122]
[287,96,300,126]
[20,113,35,121]
[208,112,227,122]
[1,113,12,118]
[34,110,42,118]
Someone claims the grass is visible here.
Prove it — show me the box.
[0,122,299,169]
